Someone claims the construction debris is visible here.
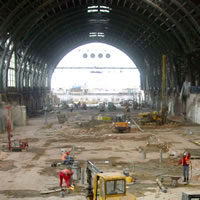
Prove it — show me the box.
[156,178,167,193]
[130,117,144,132]
[0,108,200,200]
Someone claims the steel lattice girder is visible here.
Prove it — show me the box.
[25,16,169,63]
[1,1,199,52]
[0,0,200,91]
[14,6,182,73]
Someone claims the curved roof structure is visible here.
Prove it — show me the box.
[0,0,200,96]
[1,1,200,66]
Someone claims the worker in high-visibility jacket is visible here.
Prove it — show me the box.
[59,167,73,188]
[178,152,191,183]
[62,151,71,165]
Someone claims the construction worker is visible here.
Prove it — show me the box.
[62,150,71,165]
[59,167,74,188]
[178,152,191,183]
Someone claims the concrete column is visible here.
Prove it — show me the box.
[168,94,175,116]
[141,150,146,159]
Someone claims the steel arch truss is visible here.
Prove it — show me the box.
[0,0,199,94]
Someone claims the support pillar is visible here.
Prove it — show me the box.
[161,55,167,124]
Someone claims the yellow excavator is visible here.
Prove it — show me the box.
[113,114,131,133]
[86,160,136,200]
[138,111,162,125]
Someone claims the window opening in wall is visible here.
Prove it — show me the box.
[27,65,30,71]
[89,32,105,38]
[52,43,142,105]
[7,52,16,87]
[46,77,48,87]
[23,77,26,87]
[5,37,10,48]
[87,5,111,13]
[9,43,13,51]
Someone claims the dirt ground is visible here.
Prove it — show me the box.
[0,108,200,200]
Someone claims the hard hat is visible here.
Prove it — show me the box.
[184,152,188,156]
[66,151,71,155]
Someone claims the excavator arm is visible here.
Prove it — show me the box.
[86,160,103,200]
[86,160,136,200]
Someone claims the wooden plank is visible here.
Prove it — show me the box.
[40,186,74,194]
[193,141,200,146]
[40,188,62,194]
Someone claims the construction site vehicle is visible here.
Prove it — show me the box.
[182,192,200,200]
[11,139,28,152]
[98,103,105,112]
[86,160,136,200]
[107,102,116,111]
[138,111,162,125]
[113,114,131,133]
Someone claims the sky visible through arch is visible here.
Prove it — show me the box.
[51,43,140,90]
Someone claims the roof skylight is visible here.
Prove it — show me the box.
[87,5,111,13]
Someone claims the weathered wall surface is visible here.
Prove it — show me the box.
[0,104,11,133]
[187,94,200,124]
[12,105,27,126]
[0,104,27,133]
[0,106,7,133]
[167,95,181,116]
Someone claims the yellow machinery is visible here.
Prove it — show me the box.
[138,111,162,125]
[182,192,200,200]
[113,114,131,133]
[86,160,136,200]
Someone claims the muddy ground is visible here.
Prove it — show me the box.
[0,108,200,200]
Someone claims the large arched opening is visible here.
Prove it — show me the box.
[51,42,142,105]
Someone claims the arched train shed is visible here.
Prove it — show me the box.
[0,0,200,117]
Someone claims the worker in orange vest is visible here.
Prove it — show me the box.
[62,150,71,165]
[178,152,191,183]
[59,167,74,188]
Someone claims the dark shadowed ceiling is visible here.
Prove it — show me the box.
[0,0,200,73]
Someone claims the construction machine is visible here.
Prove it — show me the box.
[113,114,131,133]
[11,139,28,152]
[86,160,136,200]
[98,103,105,112]
[138,111,162,125]
[182,192,200,200]
[107,102,116,111]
